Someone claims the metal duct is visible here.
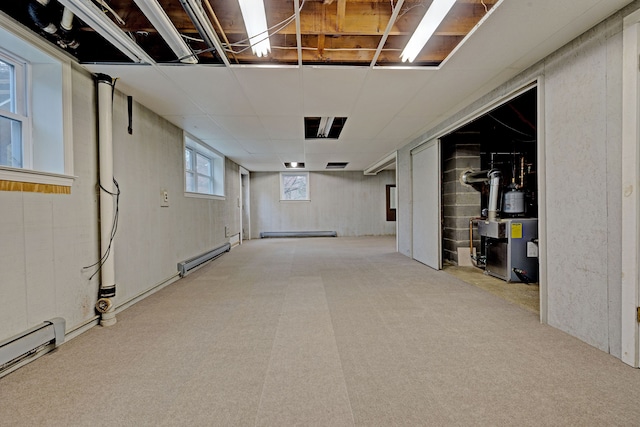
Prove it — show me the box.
[460,169,502,221]
[487,170,502,221]
[260,231,338,238]
[177,242,231,277]
[0,318,65,378]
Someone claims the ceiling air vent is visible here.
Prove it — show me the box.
[326,162,348,169]
[304,117,347,139]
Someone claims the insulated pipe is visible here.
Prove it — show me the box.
[487,170,502,222]
[59,8,79,49]
[60,7,73,30]
[28,0,57,35]
[97,74,117,327]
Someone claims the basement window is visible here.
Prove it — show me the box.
[280,172,309,201]
[0,53,25,169]
[0,18,74,188]
[184,134,225,199]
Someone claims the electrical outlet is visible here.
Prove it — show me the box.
[225,225,229,237]
[161,189,169,207]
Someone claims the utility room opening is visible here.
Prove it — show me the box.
[440,86,539,313]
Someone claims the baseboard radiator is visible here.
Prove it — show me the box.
[0,318,66,378]
[260,231,337,238]
[177,242,231,277]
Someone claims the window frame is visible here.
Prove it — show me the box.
[0,48,30,169]
[184,133,225,199]
[0,14,74,187]
[280,171,310,201]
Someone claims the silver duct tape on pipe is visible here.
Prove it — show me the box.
[97,74,116,327]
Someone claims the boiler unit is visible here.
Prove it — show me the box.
[478,218,538,282]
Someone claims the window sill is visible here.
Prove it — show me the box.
[0,167,76,187]
[185,191,225,201]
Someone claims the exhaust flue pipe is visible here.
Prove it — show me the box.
[96,74,117,327]
[460,169,502,221]
[487,170,502,221]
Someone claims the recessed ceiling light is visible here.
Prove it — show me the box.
[285,162,305,169]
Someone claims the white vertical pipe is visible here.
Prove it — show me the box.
[487,170,501,222]
[97,74,117,327]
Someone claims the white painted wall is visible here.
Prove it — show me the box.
[0,65,241,342]
[250,170,396,238]
[397,5,630,358]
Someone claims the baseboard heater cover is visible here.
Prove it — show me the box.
[177,242,231,277]
[260,231,337,238]
[0,318,66,377]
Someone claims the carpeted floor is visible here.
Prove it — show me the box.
[1,236,639,426]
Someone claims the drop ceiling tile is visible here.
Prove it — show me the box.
[376,116,436,141]
[354,69,435,113]
[234,68,303,116]
[339,112,394,140]
[213,116,269,140]
[302,68,369,116]
[83,65,201,116]
[259,116,305,140]
[163,115,233,140]
[238,139,304,154]
[200,139,249,158]
[160,66,255,116]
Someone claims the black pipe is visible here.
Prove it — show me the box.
[27,0,57,35]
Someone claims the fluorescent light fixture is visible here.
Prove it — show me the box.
[57,0,153,63]
[400,0,457,63]
[237,0,271,57]
[133,0,197,64]
[179,0,219,52]
[317,116,334,138]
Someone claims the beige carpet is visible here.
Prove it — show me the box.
[1,236,639,426]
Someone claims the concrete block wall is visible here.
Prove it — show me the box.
[441,143,481,264]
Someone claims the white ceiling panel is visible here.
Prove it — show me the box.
[354,69,436,114]
[377,116,433,141]
[301,67,370,116]
[160,66,255,116]
[163,115,234,141]
[213,116,269,140]
[236,140,305,155]
[200,139,250,158]
[234,68,303,116]
[83,65,202,116]
[259,116,304,140]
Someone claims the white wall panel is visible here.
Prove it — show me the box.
[411,142,441,270]
[397,6,629,358]
[544,25,618,353]
[0,64,242,342]
[0,191,28,335]
[250,171,396,238]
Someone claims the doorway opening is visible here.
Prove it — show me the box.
[440,86,539,313]
[240,168,250,243]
